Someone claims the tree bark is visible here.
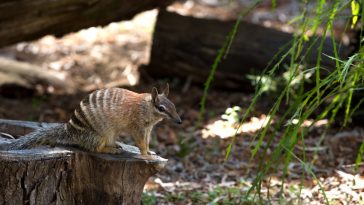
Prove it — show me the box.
[146,10,350,91]
[0,120,167,205]
[0,0,174,48]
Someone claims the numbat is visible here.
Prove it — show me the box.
[0,84,181,155]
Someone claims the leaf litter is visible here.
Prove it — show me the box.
[0,2,362,204]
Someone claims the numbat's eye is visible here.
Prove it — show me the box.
[158,106,166,112]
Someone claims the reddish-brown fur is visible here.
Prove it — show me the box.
[65,86,181,155]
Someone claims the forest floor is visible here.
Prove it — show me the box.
[0,2,363,205]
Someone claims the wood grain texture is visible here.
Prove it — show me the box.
[0,0,174,47]
[0,120,167,205]
[0,148,167,205]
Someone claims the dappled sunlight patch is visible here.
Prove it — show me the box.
[144,168,364,204]
[68,9,158,45]
[144,177,257,204]
[248,170,364,204]
[144,177,201,192]
[202,114,272,139]
[287,118,329,128]
[312,170,364,204]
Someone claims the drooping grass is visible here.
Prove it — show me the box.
[197,12,242,127]
[199,0,363,203]
[198,0,263,127]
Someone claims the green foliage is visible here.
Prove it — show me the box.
[201,0,364,204]
[355,141,364,171]
[190,191,204,203]
[222,106,243,125]
[165,192,186,202]
[31,95,47,108]
[176,133,196,158]
[351,0,360,28]
[189,186,256,205]
[247,74,277,93]
[142,192,157,205]
[198,0,264,126]
[198,12,243,127]
[247,64,315,95]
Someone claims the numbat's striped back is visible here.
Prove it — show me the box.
[67,88,127,134]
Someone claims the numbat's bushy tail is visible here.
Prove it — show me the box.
[0,125,67,150]
[0,85,181,155]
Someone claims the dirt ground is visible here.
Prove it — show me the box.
[0,1,363,204]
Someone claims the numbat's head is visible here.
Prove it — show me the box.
[151,84,182,124]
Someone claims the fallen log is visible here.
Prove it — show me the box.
[0,119,167,205]
[0,57,75,93]
[146,10,350,91]
[0,0,174,47]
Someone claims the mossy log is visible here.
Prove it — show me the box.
[0,119,167,205]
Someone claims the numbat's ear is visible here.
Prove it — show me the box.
[151,87,159,104]
[162,83,169,97]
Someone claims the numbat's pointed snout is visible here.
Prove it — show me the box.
[176,118,182,124]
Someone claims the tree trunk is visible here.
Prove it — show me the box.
[0,120,167,205]
[0,0,174,48]
[146,10,350,91]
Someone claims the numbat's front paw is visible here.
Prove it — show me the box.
[147,150,156,155]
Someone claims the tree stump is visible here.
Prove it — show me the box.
[0,119,167,205]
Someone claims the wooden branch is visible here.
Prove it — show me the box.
[146,10,350,91]
[0,0,174,47]
[0,57,75,93]
[0,119,167,204]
